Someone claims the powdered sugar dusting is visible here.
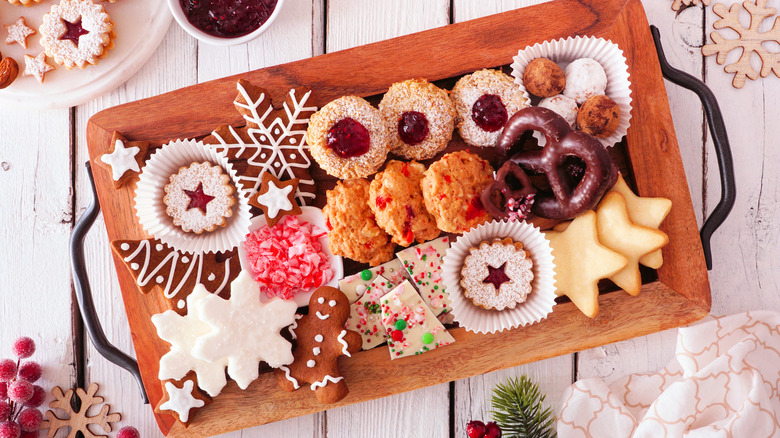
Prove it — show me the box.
[22,53,55,84]
[163,162,236,234]
[4,17,36,49]
[460,239,534,311]
[40,0,113,69]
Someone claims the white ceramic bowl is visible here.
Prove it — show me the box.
[238,207,343,307]
[166,0,285,46]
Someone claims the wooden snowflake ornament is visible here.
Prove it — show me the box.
[702,0,780,88]
[40,383,121,438]
[671,0,711,12]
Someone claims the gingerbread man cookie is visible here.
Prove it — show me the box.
[275,287,361,403]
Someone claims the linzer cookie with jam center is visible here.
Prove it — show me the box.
[39,0,115,69]
[460,238,534,311]
[163,162,236,234]
[306,96,389,179]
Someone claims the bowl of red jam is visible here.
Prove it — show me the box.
[167,0,284,45]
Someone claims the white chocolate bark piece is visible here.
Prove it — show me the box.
[338,258,407,303]
[395,236,451,317]
[345,275,396,350]
[380,280,455,360]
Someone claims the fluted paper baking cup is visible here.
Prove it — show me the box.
[510,36,632,148]
[442,220,556,334]
[135,138,252,254]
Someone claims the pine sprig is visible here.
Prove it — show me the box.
[490,376,557,438]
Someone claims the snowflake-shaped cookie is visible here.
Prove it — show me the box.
[702,0,780,88]
[192,271,298,389]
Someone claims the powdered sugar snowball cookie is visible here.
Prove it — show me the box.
[460,237,534,311]
[39,0,115,70]
[451,69,528,148]
[306,96,389,179]
[538,94,578,128]
[379,78,457,161]
[563,58,607,105]
[163,162,236,234]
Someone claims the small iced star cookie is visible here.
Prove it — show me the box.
[460,238,534,311]
[98,132,151,189]
[163,162,236,234]
[4,17,36,49]
[39,0,115,70]
[22,53,54,84]
[249,172,302,227]
[155,374,210,426]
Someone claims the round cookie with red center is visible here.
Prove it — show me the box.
[369,160,440,247]
[460,237,534,311]
[378,78,457,161]
[40,0,115,70]
[451,69,527,148]
[163,162,236,234]
[421,150,494,233]
[323,179,396,266]
[307,96,389,179]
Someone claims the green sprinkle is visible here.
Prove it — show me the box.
[360,269,373,281]
[421,333,434,344]
[394,319,407,330]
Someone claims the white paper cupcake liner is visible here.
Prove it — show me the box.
[510,36,633,148]
[442,220,556,334]
[135,138,252,254]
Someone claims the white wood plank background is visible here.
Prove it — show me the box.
[1,0,777,436]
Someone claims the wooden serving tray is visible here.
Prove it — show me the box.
[86,0,710,436]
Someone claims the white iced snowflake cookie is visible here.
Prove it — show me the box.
[39,0,114,70]
[460,237,534,311]
[563,58,608,105]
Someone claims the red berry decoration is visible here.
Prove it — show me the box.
[0,361,16,383]
[116,426,140,438]
[19,432,38,438]
[326,117,371,158]
[466,420,487,438]
[16,410,41,433]
[484,421,502,438]
[7,381,32,404]
[0,403,10,420]
[11,339,35,360]
[0,382,7,400]
[16,364,41,384]
[23,387,44,409]
[0,421,20,438]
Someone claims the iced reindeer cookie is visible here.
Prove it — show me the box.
[275,287,362,403]
[381,280,455,360]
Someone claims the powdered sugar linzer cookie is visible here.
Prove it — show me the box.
[460,237,534,311]
[163,162,236,234]
[39,0,115,70]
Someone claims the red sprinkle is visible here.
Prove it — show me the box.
[391,330,404,342]
[375,196,392,210]
[465,197,485,221]
[242,215,333,300]
[444,175,452,183]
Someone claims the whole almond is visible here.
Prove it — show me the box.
[0,57,19,89]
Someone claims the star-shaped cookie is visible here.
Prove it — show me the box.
[156,375,209,426]
[151,286,229,397]
[249,172,302,226]
[545,211,627,318]
[192,272,298,389]
[98,132,151,189]
[608,174,672,269]
[4,17,36,49]
[595,192,669,296]
[22,53,54,84]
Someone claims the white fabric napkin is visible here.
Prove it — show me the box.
[557,311,780,437]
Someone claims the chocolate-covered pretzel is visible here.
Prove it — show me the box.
[481,161,537,220]
[496,107,615,220]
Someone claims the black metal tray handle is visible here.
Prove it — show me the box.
[70,27,736,401]
[70,162,149,403]
[651,25,736,269]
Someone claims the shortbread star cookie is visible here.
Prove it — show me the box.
[98,132,150,189]
[22,53,54,84]
[249,173,301,227]
[4,17,36,49]
[40,0,115,70]
[607,174,672,269]
[155,373,210,426]
[595,192,669,296]
[544,211,627,318]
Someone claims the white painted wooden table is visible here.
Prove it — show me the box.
[1,1,777,436]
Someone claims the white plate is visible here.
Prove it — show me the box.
[238,206,343,308]
[0,0,171,109]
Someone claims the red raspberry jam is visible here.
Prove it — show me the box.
[60,19,89,46]
[483,262,510,290]
[327,117,371,158]
[471,94,508,132]
[179,0,278,38]
[397,111,429,145]
[183,182,215,213]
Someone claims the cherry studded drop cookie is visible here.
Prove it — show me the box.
[275,287,362,404]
